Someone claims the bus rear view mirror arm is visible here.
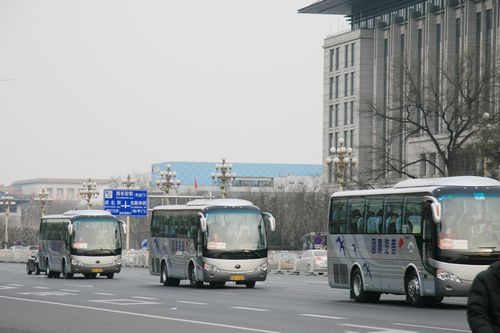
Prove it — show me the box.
[263,212,276,232]
[424,196,442,224]
[198,213,207,233]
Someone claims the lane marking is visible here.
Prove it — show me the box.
[231,306,269,312]
[393,323,471,332]
[60,289,80,293]
[0,286,17,290]
[64,284,94,288]
[33,287,50,289]
[131,296,158,300]
[89,299,160,306]
[8,284,23,287]
[0,295,280,333]
[18,291,77,297]
[93,292,116,296]
[339,324,417,333]
[299,314,347,320]
[177,301,207,305]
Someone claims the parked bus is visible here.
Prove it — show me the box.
[149,199,276,288]
[327,176,500,306]
[39,210,126,279]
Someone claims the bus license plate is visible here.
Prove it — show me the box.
[230,275,245,281]
[91,268,103,273]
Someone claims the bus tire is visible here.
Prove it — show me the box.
[350,268,379,303]
[107,273,114,279]
[245,281,256,288]
[62,260,73,279]
[161,262,180,286]
[35,262,40,275]
[46,260,53,278]
[405,270,426,307]
[26,263,32,275]
[189,265,203,288]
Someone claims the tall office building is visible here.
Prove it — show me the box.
[300,0,497,189]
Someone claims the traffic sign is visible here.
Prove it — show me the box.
[103,189,148,216]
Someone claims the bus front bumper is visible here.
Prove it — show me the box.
[203,269,267,282]
[71,263,121,274]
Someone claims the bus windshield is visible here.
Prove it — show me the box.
[205,209,266,252]
[438,192,500,252]
[72,217,122,255]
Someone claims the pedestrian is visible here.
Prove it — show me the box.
[467,261,500,333]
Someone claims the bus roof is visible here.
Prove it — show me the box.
[331,176,500,199]
[153,199,256,211]
[43,210,114,219]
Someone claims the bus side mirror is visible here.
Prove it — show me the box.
[199,213,207,233]
[424,196,442,224]
[120,221,127,235]
[263,212,276,232]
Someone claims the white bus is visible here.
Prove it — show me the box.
[327,176,500,306]
[149,199,276,288]
[39,210,126,279]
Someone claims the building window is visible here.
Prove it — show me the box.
[329,77,333,100]
[350,101,354,124]
[335,104,339,127]
[344,73,348,97]
[351,43,355,67]
[329,133,333,151]
[344,102,348,125]
[329,105,333,128]
[345,45,349,68]
[419,153,427,176]
[344,131,349,147]
[435,23,441,134]
[350,130,354,149]
[429,153,436,175]
[335,76,339,99]
[350,72,355,95]
[335,132,339,148]
[335,47,339,70]
[329,49,334,72]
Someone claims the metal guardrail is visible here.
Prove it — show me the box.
[0,249,327,275]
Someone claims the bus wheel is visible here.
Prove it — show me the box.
[46,260,53,278]
[245,281,256,288]
[405,271,425,307]
[35,263,40,275]
[189,266,203,288]
[161,262,168,286]
[107,273,114,279]
[62,260,72,279]
[350,268,379,303]
[26,263,32,275]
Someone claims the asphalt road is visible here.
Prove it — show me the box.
[0,263,470,333]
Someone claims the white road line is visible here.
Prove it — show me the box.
[8,284,23,287]
[393,323,471,332]
[64,284,94,288]
[33,287,50,289]
[177,301,207,305]
[60,289,80,293]
[340,324,417,332]
[93,292,116,296]
[231,306,269,312]
[0,295,280,333]
[299,314,347,320]
[131,296,158,300]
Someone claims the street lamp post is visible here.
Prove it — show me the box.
[34,188,52,216]
[121,174,136,250]
[156,164,181,205]
[325,137,357,192]
[211,158,236,199]
[0,193,16,248]
[79,179,99,209]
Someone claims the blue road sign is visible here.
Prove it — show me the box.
[103,189,148,216]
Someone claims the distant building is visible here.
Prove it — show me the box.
[151,161,322,193]
[10,178,112,201]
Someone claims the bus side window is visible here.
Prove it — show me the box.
[403,198,423,234]
[366,199,383,234]
[329,199,347,234]
[348,198,365,234]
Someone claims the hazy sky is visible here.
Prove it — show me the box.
[0,0,348,185]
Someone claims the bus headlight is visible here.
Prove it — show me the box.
[114,259,122,266]
[71,259,83,266]
[254,262,268,272]
[436,269,462,283]
[204,263,221,272]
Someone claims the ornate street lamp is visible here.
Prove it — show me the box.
[156,164,181,205]
[325,137,357,191]
[79,178,99,209]
[0,193,16,248]
[34,188,52,216]
[211,158,236,199]
[121,174,136,250]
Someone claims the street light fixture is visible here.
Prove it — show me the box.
[34,188,52,216]
[121,174,136,250]
[79,179,99,209]
[211,158,236,199]
[0,193,16,248]
[156,164,181,205]
[325,137,357,192]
